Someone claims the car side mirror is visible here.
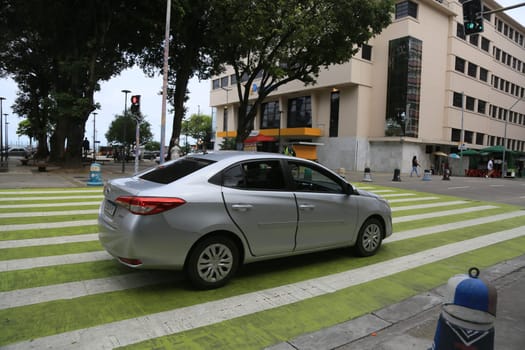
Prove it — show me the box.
[344,183,356,195]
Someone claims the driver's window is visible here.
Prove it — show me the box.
[289,161,344,193]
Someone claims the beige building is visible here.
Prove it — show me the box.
[210,0,525,176]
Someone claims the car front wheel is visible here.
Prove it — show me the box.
[185,236,239,289]
[354,218,383,257]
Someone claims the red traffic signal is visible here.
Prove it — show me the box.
[130,95,141,114]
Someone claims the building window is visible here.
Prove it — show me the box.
[395,1,418,19]
[385,36,422,138]
[451,128,461,142]
[467,62,477,78]
[464,130,473,144]
[481,37,490,52]
[223,108,229,132]
[287,96,312,128]
[466,96,475,111]
[469,34,479,46]
[478,100,486,114]
[230,74,237,85]
[491,105,498,118]
[455,57,466,73]
[476,133,484,145]
[361,44,372,61]
[220,76,229,88]
[329,91,340,137]
[479,67,488,82]
[212,79,220,90]
[260,101,280,129]
[453,92,463,108]
[457,23,466,39]
[493,76,499,89]
[494,47,501,61]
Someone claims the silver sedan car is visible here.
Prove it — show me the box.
[98,151,392,289]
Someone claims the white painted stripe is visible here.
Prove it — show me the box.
[393,205,497,223]
[2,212,523,307]
[0,209,98,218]
[3,211,524,273]
[0,251,111,272]
[0,201,101,209]
[381,193,416,198]
[391,200,468,211]
[0,271,179,310]
[0,234,98,249]
[5,227,523,350]
[388,196,439,203]
[447,186,469,190]
[0,195,103,202]
[387,211,525,242]
[0,219,97,232]
[0,190,102,195]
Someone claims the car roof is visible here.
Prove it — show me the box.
[188,151,297,163]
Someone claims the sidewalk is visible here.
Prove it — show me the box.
[267,255,525,350]
[0,156,154,188]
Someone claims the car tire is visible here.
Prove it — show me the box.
[354,217,383,257]
[185,236,239,289]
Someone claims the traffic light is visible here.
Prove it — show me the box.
[463,0,484,35]
[130,95,141,114]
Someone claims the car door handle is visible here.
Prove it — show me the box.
[299,204,315,210]
[231,204,253,212]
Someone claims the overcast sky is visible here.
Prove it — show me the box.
[0,0,523,147]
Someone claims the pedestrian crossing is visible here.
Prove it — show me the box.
[1,185,524,350]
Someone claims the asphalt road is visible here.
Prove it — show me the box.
[351,170,525,208]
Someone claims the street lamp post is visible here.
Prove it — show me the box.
[0,97,5,165]
[121,89,131,173]
[4,114,8,160]
[92,112,97,162]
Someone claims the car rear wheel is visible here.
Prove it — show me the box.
[354,217,383,257]
[185,236,239,289]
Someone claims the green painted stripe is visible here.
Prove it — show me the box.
[0,225,99,241]
[0,241,103,261]
[1,221,524,346]
[0,205,100,214]
[0,260,133,292]
[122,237,525,350]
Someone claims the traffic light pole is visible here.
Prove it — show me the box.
[482,2,525,15]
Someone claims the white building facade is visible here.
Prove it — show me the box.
[210,0,525,176]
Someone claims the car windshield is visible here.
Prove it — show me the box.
[139,157,215,184]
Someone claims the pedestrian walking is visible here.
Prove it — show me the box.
[486,158,494,178]
[410,155,420,177]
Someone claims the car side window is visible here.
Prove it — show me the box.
[222,160,286,190]
[288,161,344,193]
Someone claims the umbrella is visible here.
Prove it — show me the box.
[433,151,448,157]
[448,153,460,159]
[243,134,277,143]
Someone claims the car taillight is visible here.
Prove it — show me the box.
[115,196,186,215]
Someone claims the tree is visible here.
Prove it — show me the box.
[139,0,223,159]
[211,0,394,147]
[105,113,153,157]
[181,113,212,149]
[0,1,165,166]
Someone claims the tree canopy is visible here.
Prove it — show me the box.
[211,0,393,146]
[1,0,394,166]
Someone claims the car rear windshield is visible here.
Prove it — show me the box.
[139,157,215,184]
